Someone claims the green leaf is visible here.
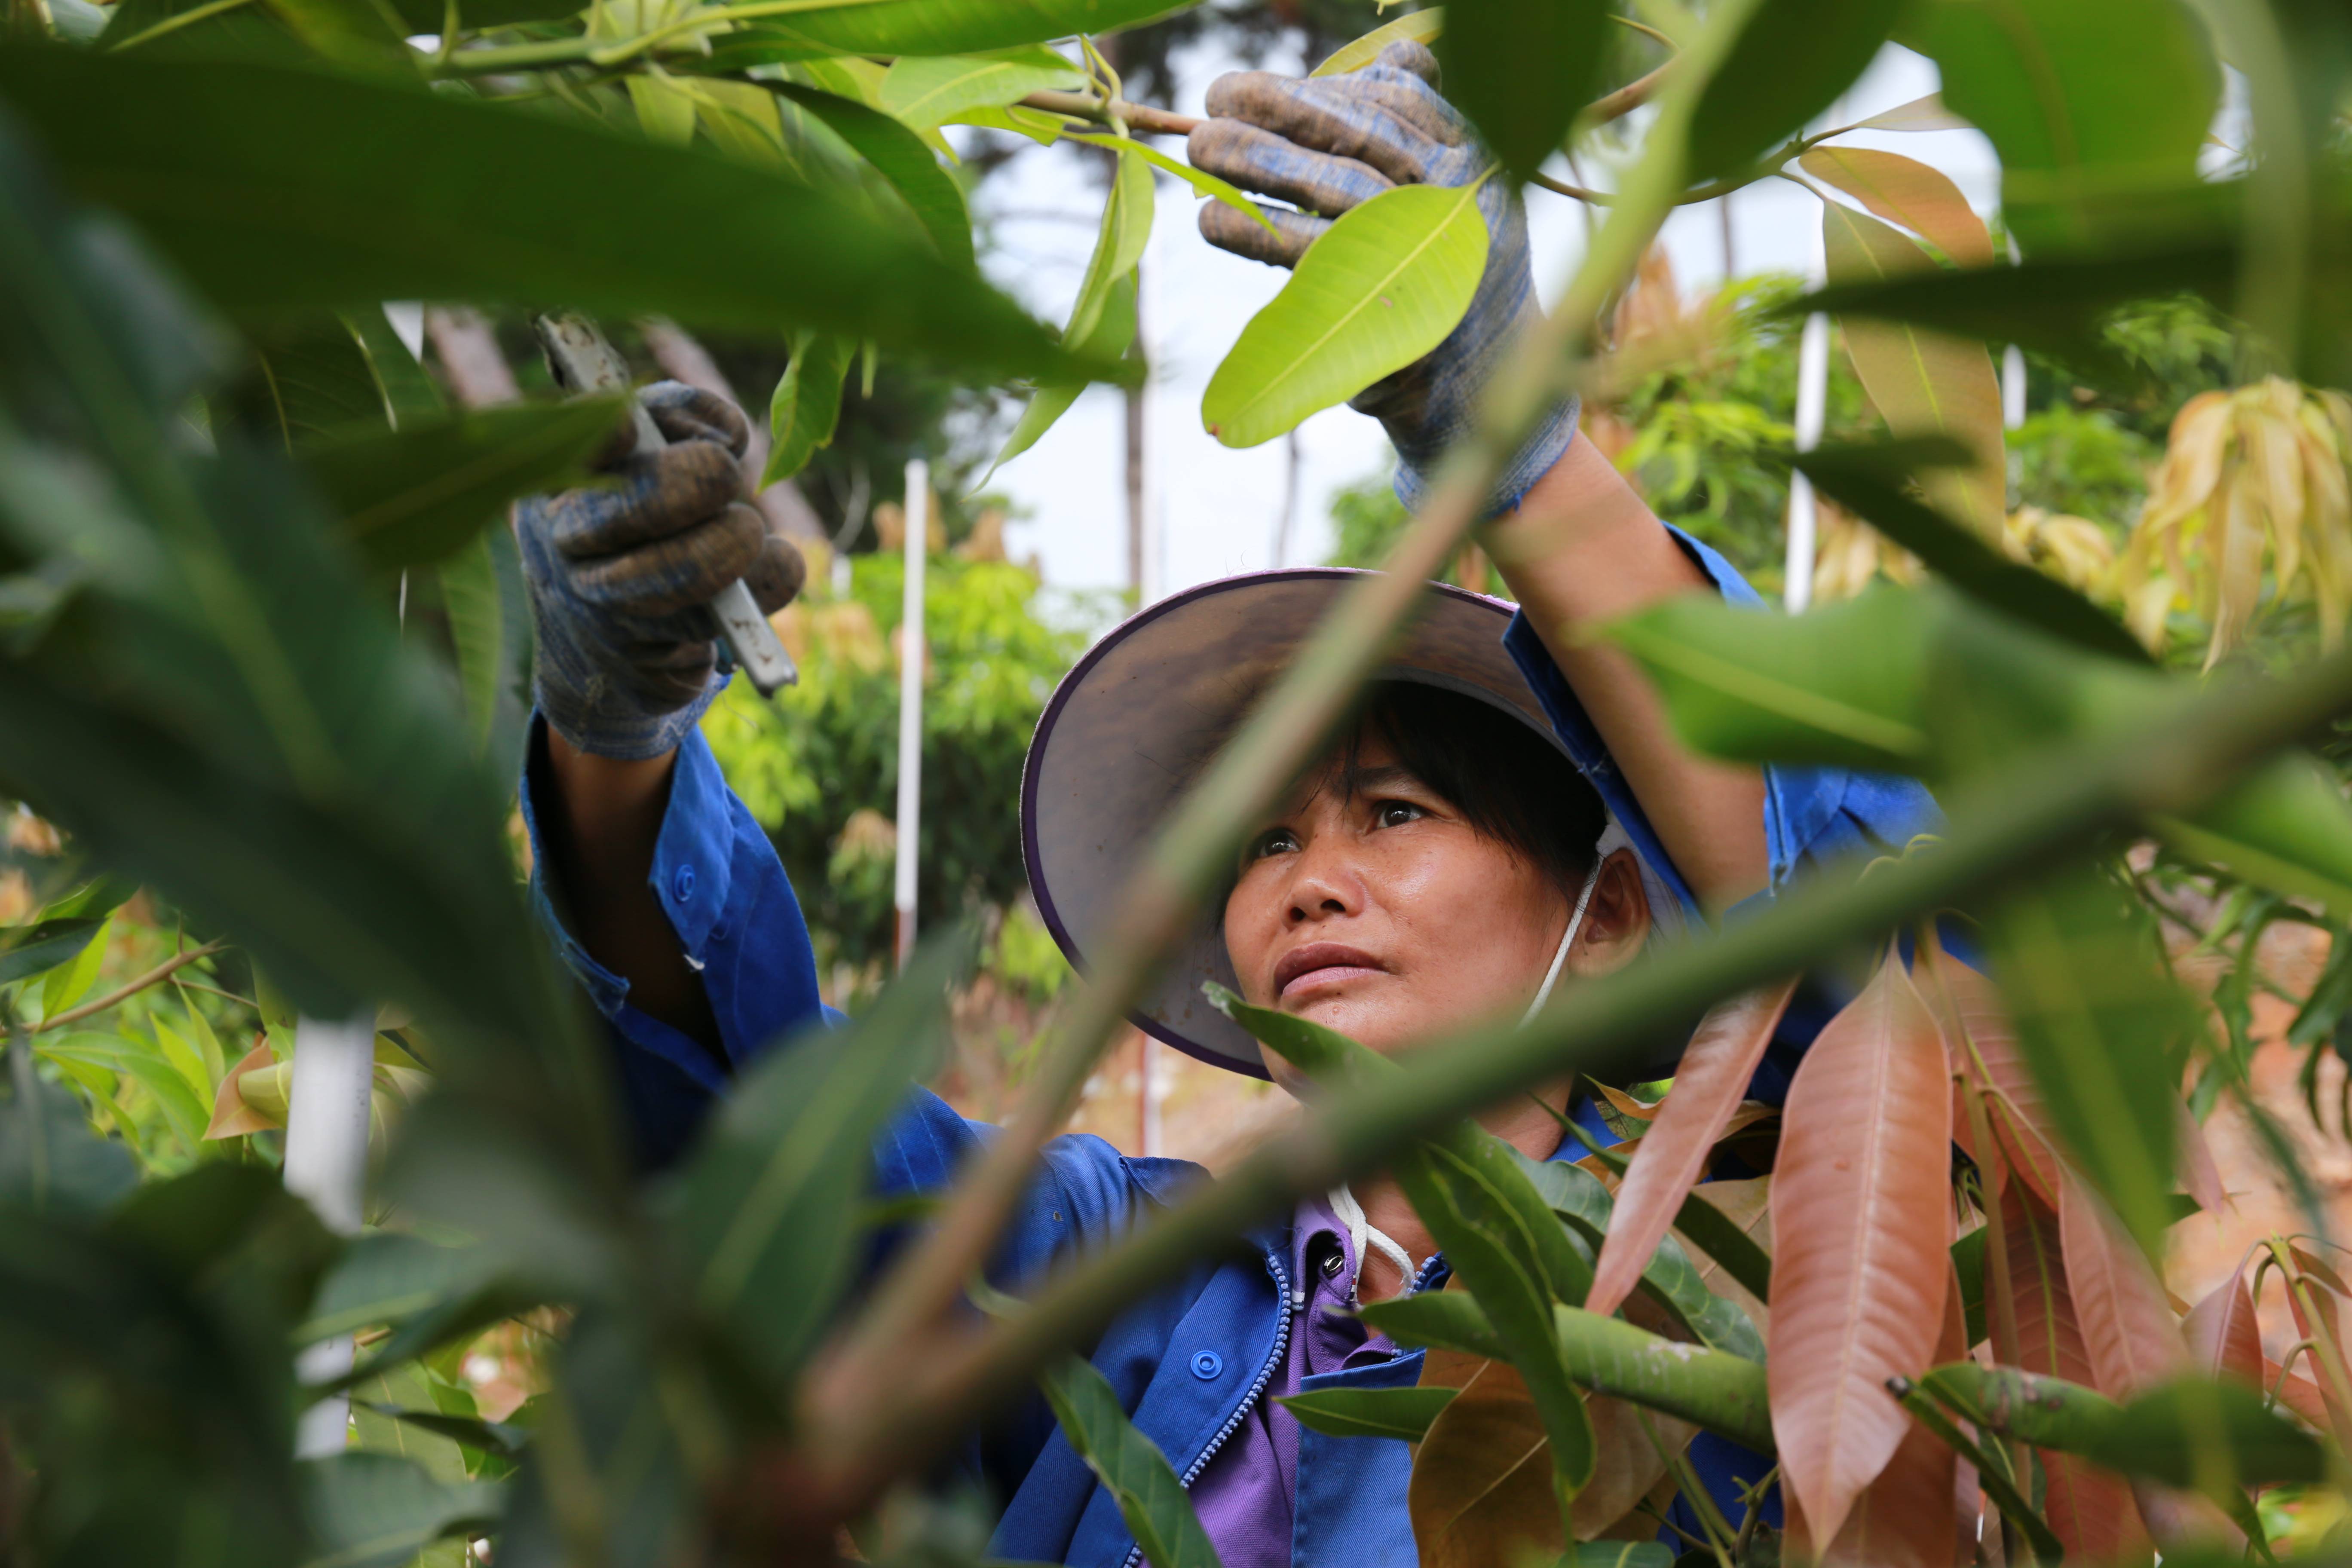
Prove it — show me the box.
[0,915,105,987]
[1277,1385,1457,1441]
[0,1037,138,1213]
[1572,1544,1674,1568]
[1667,1185,1773,1306]
[668,931,963,1386]
[762,329,858,488]
[1599,587,1932,773]
[436,534,502,756]
[299,399,622,572]
[383,0,577,26]
[1313,8,1444,76]
[298,1452,504,1568]
[987,273,1133,478]
[699,0,1191,58]
[303,1232,505,1341]
[768,81,975,269]
[1949,1225,1986,1348]
[1358,1289,1506,1359]
[1437,0,1609,184]
[1901,0,2219,255]
[1684,0,1906,181]
[1038,1354,1224,1568]
[1509,1150,1763,1362]
[1202,180,1488,449]
[36,1030,212,1152]
[40,909,110,1015]
[222,315,393,447]
[1064,131,1278,235]
[1923,1365,2324,1491]
[878,50,1082,129]
[1794,441,2149,665]
[352,1365,475,1487]
[1551,1304,1775,1452]
[2159,752,2352,924]
[1982,867,2191,1259]
[987,147,1151,472]
[352,1399,528,1463]
[0,49,1073,380]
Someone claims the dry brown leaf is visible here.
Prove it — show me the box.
[1408,1357,1562,1568]
[1767,949,1954,1544]
[1587,980,1797,1320]
[2174,1099,2230,1219]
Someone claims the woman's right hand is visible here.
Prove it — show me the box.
[518,380,804,762]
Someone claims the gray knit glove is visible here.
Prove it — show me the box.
[518,382,804,760]
[1188,40,1577,517]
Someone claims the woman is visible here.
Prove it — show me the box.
[514,43,1936,1566]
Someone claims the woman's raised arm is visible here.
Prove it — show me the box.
[1488,436,1770,916]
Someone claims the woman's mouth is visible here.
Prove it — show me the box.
[1272,942,1387,1002]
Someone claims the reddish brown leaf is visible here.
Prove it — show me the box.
[2266,1357,2332,1428]
[1916,933,2064,1207]
[1792,1279,1963,1568]
[2175,1100,2230,1216]
[1588,980,1798,1319]
[2132,1479,2246,1555]
[1408,1358,1562,1568]
[1994,1180,2151,1565]
[1680,1176,1772,1336]
[1767,951,1953,1545]
[203,1038,279,1139]
[2059,1170,2187,1400]
[2184,1266,2264,1387]
[2278,1262,2352,1444]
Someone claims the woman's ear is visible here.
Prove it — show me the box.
[1565,848,1651,978]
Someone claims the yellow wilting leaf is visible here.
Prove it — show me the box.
[2003,507,2116,597]
[1811,498,1922,603]
[2119,377,2352,665]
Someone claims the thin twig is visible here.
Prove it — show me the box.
[170,977,259,1010]
[31,940,227,1035]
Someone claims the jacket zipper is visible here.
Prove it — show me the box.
[1114,1250,1449,1568]
[1118,1250,1294,1568]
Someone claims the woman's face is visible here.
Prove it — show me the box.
[1222,736,1650,1091]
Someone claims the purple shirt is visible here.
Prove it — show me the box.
[1188,1197,1403,1568]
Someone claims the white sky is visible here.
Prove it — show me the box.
[961,39,2003,598]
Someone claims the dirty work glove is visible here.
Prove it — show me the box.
[518,381,805,760]
[1188,40,1576,517]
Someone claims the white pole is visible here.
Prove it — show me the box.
[894,460,928,970]
[283,1011,376,1458]
[1139,217,1164,605]
[1784,310,1831,613]
[2001,343,2028,431]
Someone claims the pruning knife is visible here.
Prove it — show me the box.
[531,312,799,697]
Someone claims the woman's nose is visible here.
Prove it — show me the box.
[1284,844,1360,923]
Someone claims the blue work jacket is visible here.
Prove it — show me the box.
[519,527,1942,1566]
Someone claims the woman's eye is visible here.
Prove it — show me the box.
[1250,828,1299,860]
[1375,801,1426,829]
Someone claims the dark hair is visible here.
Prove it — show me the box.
[1315,680,1608,895]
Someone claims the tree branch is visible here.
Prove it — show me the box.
[32,940,227,1035]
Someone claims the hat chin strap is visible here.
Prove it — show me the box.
[1521,853,1606,1026]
